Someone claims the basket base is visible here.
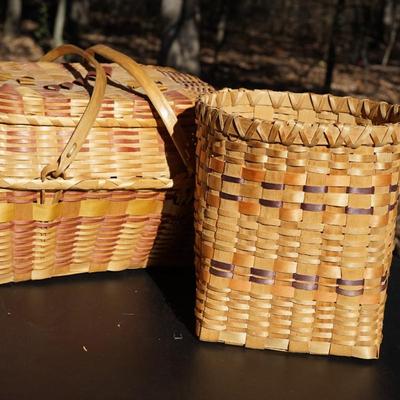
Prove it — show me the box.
[196,322,379,359]
[0,184,194,284]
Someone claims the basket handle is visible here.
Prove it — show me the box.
[39,44,107,180]
[86,44,194,174]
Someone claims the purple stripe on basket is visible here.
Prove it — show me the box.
[293,273,319,282]
[345,206,373,215]
[346,187,374,194]
[222,175,243,184]
[301,203,326,212]
[262,182,285,190]
[337,278,364,286]
[381,280,388,291]
[210,267,233,279]
[390,184,399,192]
[292,281,318,291]
[250,276,275,285]
[220,192,242,201]
[211,259,234,271]
[251,268,276,278]
[259,199,283,208]
[336,287,364,297]
[303,185,328,193]
[389,202,397,211]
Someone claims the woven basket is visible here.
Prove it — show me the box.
[194,88,400,359]
[0,44,211,284]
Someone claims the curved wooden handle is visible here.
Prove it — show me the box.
[40,44,107,180]
[86,44,194,174]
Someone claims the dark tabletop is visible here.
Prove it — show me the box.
[0,256,399,400]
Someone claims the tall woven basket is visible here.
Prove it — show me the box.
[0,44,211,284]
[194,88,400,359]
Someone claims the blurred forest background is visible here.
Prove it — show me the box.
[1,0,400,103]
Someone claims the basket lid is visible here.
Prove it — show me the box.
[0,61,211,191]
[0,61,209,128]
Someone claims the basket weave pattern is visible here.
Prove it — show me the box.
[194,89,400,359]
[0,61,204,188]
[0,45,211,283]
[0,190,163,282]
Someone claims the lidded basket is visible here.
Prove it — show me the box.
[0,44,212,283]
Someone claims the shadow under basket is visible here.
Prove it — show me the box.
[194,88,400,359]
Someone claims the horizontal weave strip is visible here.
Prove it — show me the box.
[0,176,172,191]
[0,197,163,222]
[209,259,388,296]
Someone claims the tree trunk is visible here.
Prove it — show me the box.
[351,0,365,65]
[382,0,399,66]
[324,0,344,92]
[4,0,22,38]
[213,0,228,65]
[53,0,67,47]
[158,0,201,76]
[382,23,398,66]
[68,0,90,43]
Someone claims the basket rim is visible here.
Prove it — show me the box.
[196,88,400,148]
[0,176,173,192]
